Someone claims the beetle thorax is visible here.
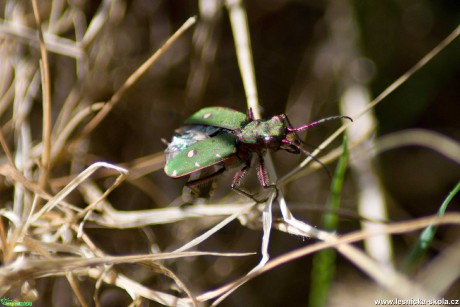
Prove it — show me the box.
[236,115,286,154]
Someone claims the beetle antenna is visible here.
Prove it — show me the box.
[283,114,335,152]
[281,139,332,178]
[287,115,353,132]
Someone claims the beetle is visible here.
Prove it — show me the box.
[164,106,352,201]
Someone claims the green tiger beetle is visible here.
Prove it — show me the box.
[164,106,352,202]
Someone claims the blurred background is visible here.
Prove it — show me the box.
[1,0,459,306]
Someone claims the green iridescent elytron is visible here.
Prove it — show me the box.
[164,106,351,200]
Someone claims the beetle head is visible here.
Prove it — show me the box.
[280,130,302,154]
[280,113,353,154]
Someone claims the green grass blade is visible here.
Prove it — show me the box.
[402,180,460,272]
[323,136,349,231]
[309,136,348,307]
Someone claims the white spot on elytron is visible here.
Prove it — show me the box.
[194,162,200,167]
[172,170,177,176]
[187,149,197,158]
[203,113,212,119]
[216,154,222,158]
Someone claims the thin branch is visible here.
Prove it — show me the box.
[278,24,460,185]
[32,0,53,191]
[77,16,197,139]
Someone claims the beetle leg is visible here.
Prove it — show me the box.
[160,138,170,145]
[182,167,226,202]
[231,164,260,202]
[231,160,278,203]
[257,157,279,200]
[231,164,249,187]
[247,108,255,121]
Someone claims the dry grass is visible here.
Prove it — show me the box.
[0,1,459,306]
